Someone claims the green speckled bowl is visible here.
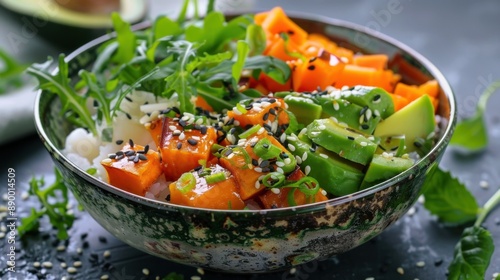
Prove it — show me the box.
[34,13,456,273]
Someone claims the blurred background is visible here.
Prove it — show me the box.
[0,0,499,279]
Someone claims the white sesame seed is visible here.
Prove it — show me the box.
[142,268,150,275]
[254,181,261,189]
[73,261,82,268]
[0,232,4,238]
[373,109,380,117]
[33,262,41,268]
[57,245,66,252]
[318,124,326,130]
[271,188,281,194]
[254,167,263,173]
[365,109,372,121]
[232,108,242,115]
[338,122,348,128]
[305,165,311,175]
[195,118,204,125]
[77,248,83,254]
[416,261,425,267]
[258,127,266,135]
[173,129,181,135]
[365,278,375,280]
[480,180,489,189]
[333,101,340,111]
[280,133,287,143]
[287,144,296,152]
[302,152,308,161]
[319,153,328,159]
[360,142,368,147]
[330,117,339,123]
[169,125,177,131]
[276,161,285,167]
[102,158,112,164]
[67,267,77,274]
[289,267,297,274]
[284,158,291,165]
[192,136,201,141]
[321,190,327,196]
[179,132,186,140]
[103,250,111,258]
[233,120,240,126]
[100,275,110,280]
[197,267,205,275]
[287,135,297,142]
[0,225,6,232]
[0,205,7,212]
[191,276,202,280]
[418,195,425,204]
[42,261,53,268]
[397,267,404,275]
[295,155,302,165]
[359,115,365,124]
[299,128,308,136]
[277,167,284,174]
[407,207,416,217]
[2,193,8,201]
[21,191,29,200]
[61,262,67,268]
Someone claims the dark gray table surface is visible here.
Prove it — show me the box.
[1,1,500,279]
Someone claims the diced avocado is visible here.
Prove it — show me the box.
[283,95,322,125]
[317,97,381,134]
[341,86,395,119]
[306,119,377,165]
[286,137,364,196]
[376,135,406,157]
[374,95,435,153]
[360,154,415,190]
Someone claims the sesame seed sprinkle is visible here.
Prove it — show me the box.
[416,261,425,267]
[287,144,296,152]
[319,153,328,159]
[305,165,311,175]
[397,267,404,275]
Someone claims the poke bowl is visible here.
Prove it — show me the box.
[33,7,456,273]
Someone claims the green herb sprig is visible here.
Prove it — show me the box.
[0,49,28,95]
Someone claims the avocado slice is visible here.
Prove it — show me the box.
[376,135,406,157]
[317,97,381,134]
[374,94,436,153]
[341,86,395,119]
[283,95,322,126]
[286,136,364,196]
[306,118,377,165]
[360,154,415,190]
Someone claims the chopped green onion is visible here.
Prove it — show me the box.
[239,124,261,139]
[296,177,320,196]
[236,102,248,114]
[287,188,298,206]
[205,172,227,184]
[261,172,286,188]
[176,172,196,194]
[254,138,282,160]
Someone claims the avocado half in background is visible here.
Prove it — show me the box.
[0,0,147,50]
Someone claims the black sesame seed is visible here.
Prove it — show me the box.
[116,151,124,156]
[309,57,317,63]
[125,150,136,156]
[187,138,198,146]
[98,236,107,243]
[269,108,277,115]
[125,96,133,102]
[194,165,203,171]
[361,124,370,130]
[260,160,270,168]
[125,112,132,120]
[171,107,181,114]
[115,139,123,145]
[172,131,181,136]
[307,65,316,70]
[224,149,233,157]
[287,30,295,35]
[373,94,381,102]
[179,119,187,127]
[129,139,134,148]
[176,142,183,150]
[166,194,171,201]
[347,136,355,140]
[434,258,443,267]
[229,127,236,135]
[263,124,272,131]
[128,156,136,161]
[262,143,270,149]
[80,233,88,239]
[245,104,253,110]
[378,145,387,151]
[138,154,147,161]
[200,126,208,135]
[360,106,368,116]
[108,154,117,159]
[252,159,259,166]
[93,100,99,107]
[263,112,269,121]
[414,141,423,148]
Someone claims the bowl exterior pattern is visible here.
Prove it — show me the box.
[35,14,455,273]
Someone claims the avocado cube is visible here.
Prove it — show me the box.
[341,86,395,119]
[360,154,414,190]
[283,95,322,125]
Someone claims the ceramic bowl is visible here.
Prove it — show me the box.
[34,12,456,273]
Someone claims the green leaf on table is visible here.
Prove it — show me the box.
[448,226,494,280]
[450,81,500,152]
[0,49,28,95]
[422,167,479,225]
[19,168,75,240]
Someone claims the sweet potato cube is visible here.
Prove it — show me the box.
[227,97,289,130]
[258,168,328,209]
[101,143,162,196]
[169,164,245,210]
[160,118,217,181]
[260,6,308,45]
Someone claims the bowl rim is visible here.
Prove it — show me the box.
[34,10,456,214]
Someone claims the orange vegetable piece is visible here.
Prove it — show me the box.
[159,118,217,181]
[332,46,354,63]
[260,7,308,46]
[195,96,213,112]
[393,82,426,102]
[418,79,439,98]
[146,119,164,148]
[219,133,291,200]
[258,168,328,209]
[254,11,269,25]
[388,53,430,85]
[227,97,289,129]
[304,33,338,55]
[292,55,345,92]
[335,64,378,88]
[353,54,389,70]
[168,164,245,210]
[389,93,410,111]
[263,35,302,62]
[259,71,293,93]
[101,143,162,196]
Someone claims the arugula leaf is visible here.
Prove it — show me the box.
[27,55,98,135]
[448,226,494,280]
[19,168,75,240]
[245,24,267,55]
[422,167,479,225]
[0,49,27,95]
[450,81,500,152]
[232,40,250,83]
[245,55,291,85]
[111,12,136,64]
